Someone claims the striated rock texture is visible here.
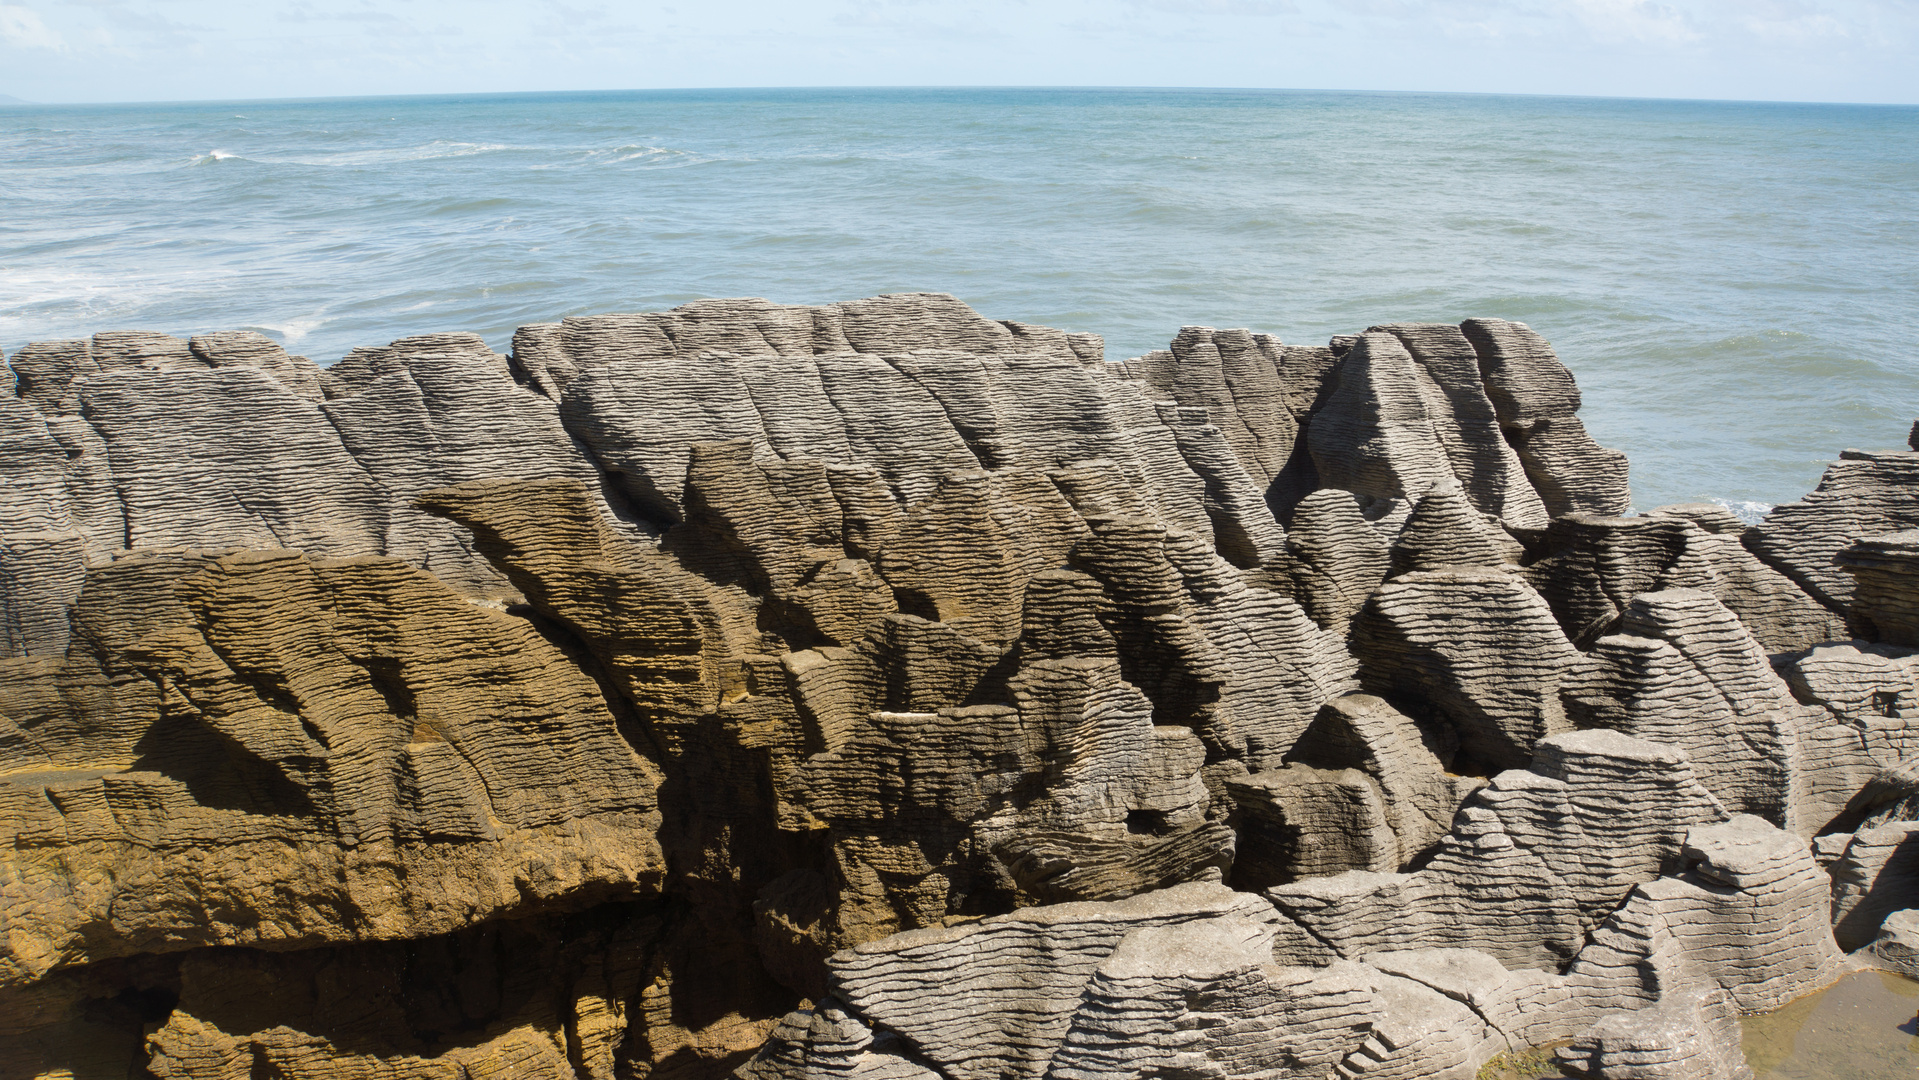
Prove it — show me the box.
[1,293,1911,1080]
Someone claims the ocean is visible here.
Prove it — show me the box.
[2,87,1915,515]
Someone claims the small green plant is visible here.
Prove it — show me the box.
[1476,1042,1575,1080]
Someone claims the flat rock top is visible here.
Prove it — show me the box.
[1535,727,1686,764]
[1363,947,1513,1003]
[1099,917,1270,980]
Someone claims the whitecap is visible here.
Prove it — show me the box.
[529,143,713,170]
[0,265,237,345]
[225,141,523,168]
[256,318,326,347]
[319,140,518,166]
[1710,498,1774,525]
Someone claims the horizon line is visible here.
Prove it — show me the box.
[3,83,1916,111]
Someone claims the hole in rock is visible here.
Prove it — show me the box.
[1126,809,1172,836]
[892,588,941,622]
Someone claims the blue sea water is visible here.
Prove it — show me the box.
[2,87,1916,513]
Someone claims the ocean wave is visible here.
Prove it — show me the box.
[0,265,235,347]
[300,140,519,166]
[189,141,523,169]
[530,144,716,170]
[164,140,717,174]
[1710,498,1774,525]
[253,318,327,348]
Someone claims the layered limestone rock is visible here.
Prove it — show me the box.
[811,883,1294,1080]
[1228,694,1472,888]
[1046,921,1377,1080]
[791,659,1233,935]
[1838,530,1919,645]
[751,814,1833,1080]
[1112,327,1297,491]
[1458,318,1631,519]
[1272,488,1392,636]
[1561,588,1879,834]
[1368,323,1549,530]
[1616,815,1848,1013]
[1350,568,1581,774]
[1830,820,1919,951]
[1749,445,1919,614]
[1266,730,1727,970]
[1067,514,1356,769]
[1555,986,1754,1080]
[1642,503,1847,652]
[1831,755,1919,833]
[1864,908,1919,977]
[2,297,1908,1080]
[1779,640,1919,769]
[1304,332,1464,518]
[0,548,668,988]
[1525,508,1844,653]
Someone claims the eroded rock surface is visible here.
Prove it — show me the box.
[2,295,1910,1080]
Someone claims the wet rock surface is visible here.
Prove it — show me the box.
[4,295,1918,1080]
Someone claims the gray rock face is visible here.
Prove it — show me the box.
[84,368,388,555]
[3,297,1911,1080]
[1556,986,1754,1080]
[1865,907,1919,977]
[1524,508,1845,654]
[1831,820,1919,951]
[1646,815,1849,1012]
[759,798,1828,1080]
[1459,318,1632,519]
[1116,327,1297,491]
[1838,530,1919,645]
[821,882,1289,1080]
[1114,316,1615,534]
[1275,488,1393,635]
[1229,694,1469,888]
[0,395,114,656]
[1833,755,1919,834]
[1644,503,1848,652]
[1563,588,1877,835]
[1352,568,1581,773]
[1266,729,1726,970]
[1370,323,1549,530]
[1780,641,1919,773]
[1306,332,1463,513]
[1750,447,1919,614]
[1048,919,1376,1080]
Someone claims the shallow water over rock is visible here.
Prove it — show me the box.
[1743,970,1919,1079]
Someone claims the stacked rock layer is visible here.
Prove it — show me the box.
[3,294,1916,1080]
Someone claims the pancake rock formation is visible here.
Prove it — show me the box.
[3,294,1917,1080]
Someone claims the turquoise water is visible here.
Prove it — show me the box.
[2,88,1916,512]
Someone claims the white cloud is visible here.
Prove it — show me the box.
[1127,0,1298,15]
[2,0,1917,101]
[1567,0,1702,45]
[0,4,65,49]
[1737,2,1855,43]
[279,3,410,25]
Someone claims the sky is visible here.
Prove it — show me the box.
[0,0,1915,105]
